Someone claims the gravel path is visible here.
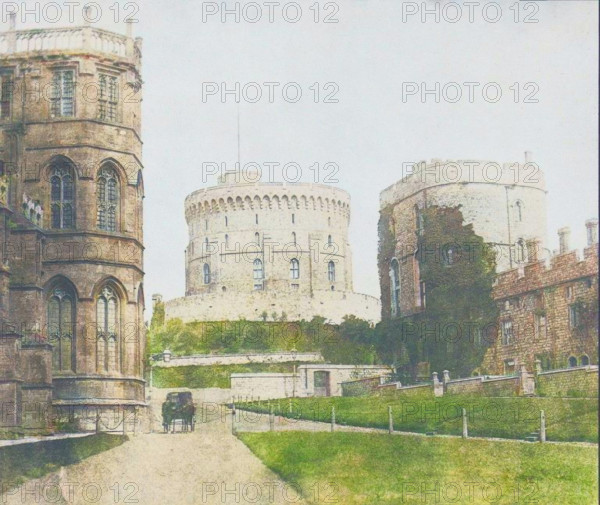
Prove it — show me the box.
[2,397,307,505]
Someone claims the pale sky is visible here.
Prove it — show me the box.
[7,0,598,314]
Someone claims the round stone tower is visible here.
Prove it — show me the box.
[164,171,380,324]
[379,156,548,320]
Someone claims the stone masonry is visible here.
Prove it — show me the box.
[0,17,146,432]
[481,222,598,375]
[163,170,381,324]
[379,155,547,319]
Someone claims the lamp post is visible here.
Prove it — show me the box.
[148,350,169,402]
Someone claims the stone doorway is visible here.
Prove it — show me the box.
[314,371,331,397]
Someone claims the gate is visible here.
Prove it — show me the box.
[314,371,331,397]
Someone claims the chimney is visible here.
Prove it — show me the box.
[586,219,598,246]
[524,151,533,163]
[558,227,570,254]
[8,13,16,30]
[126,18,134,38]
[526,238,540,263]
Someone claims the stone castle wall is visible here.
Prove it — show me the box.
[536,366,598,398]
[231,364,392,400]
[481,243,598,375]
[341,376,388,397]
[165,289,381,325]
[444,376,520,397]
[231,373,297,401]
[0,334,53,434]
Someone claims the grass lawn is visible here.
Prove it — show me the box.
[0,434,127,492]
[239,395,598,442]
[239,432,598,505]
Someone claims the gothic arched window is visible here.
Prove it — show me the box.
[290,258,300,279]
[581,355,590,366]
[328,261,336,282]
[203,263,211,284]
[48,284,75,372]
[97,165,119,232]
[96,286,119,373]
[292,232,296,245]
[390,258,401,316]
[50,162,74,229]
[255,232,260,244]
[327,235,332,246]
[568,356,577,368]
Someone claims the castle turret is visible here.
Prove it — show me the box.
[379,157,548,319]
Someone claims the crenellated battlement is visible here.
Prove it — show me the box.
[493,243,598,300]
[185,181,351,222]
[483,221,598,375]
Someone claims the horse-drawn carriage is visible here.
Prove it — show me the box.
[162,392,196,433]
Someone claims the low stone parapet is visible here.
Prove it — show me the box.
[155,351,324,368]
[536,365,598,398]
[388,383,434,397]
[341,375,391,397]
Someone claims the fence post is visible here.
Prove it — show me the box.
[388,406,394,434]
[331,406,336,432]
[96,409,100,433]
[540,410,546,443]
[462,408,468,439]
[269,405,274,432]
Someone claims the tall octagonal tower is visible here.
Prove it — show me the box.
[0,16,145,428]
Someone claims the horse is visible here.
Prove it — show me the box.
[161,392,196,433]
